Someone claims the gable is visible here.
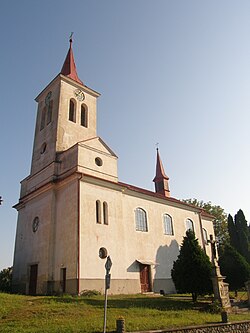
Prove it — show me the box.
[79,136,117,157]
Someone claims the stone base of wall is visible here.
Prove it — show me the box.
[79,278,141,295]
[12,277,179,296]
[129,321,250,333]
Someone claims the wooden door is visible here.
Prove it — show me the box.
[140,264,151,292]
[29,264,38,295]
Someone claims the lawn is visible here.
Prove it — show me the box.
[0,292,249,333]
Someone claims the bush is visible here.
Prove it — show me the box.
[79,289,101,296]
[0,267,12,293]
[203,300,221,314]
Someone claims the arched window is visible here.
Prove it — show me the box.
[40,107,46,130]
[81,104,88,127]
[163,214,174,235]
[103,202,108,225]
[47,100,53,124]
[69,99,76,122]
[202,228,208,244]
[185,218,194,232]
[135,208,148,232]
[96,200,101,224]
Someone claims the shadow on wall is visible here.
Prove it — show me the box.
[127,260,138,272]
[154,240,179,293]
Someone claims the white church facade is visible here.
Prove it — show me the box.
[12,39,215,295]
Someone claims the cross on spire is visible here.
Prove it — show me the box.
[60,34,83,85]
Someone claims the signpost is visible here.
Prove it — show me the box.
[99,248,112,333]
[103,255,112,333]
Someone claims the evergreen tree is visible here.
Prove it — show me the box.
[228,214,239,250]
[171,230,212,302]
[235,209,250,263]
[228,209,250,264]
[219,244,250,292]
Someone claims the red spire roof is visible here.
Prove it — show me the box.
[60,37,83,85]
[153,148,169,182]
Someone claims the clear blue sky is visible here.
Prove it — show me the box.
[1,0,250,270]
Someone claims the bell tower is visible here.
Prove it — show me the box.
[30,37,100,175]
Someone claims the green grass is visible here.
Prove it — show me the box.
[0,293,249,332]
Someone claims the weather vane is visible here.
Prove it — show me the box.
[156,142,159,150]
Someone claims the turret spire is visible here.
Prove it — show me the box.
[153,148,170,197]
[60,34,83,85]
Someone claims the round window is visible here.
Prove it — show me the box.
[95,157,103,166]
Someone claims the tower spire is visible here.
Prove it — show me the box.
[153,148,170,197]
[60,34,83,85]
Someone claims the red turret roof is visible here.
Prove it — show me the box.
[60,38,83,85]
[153,148,169,182]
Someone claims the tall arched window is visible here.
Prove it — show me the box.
[81,104,88,127]
[163,214,174,235]
[96,200,101,224]
[103,202,108,225]
[135,208,148,232]
[47,100,53,124]
[69,99,76,122]
[185,218,194,232]
[202,228,208,244]
[40,107,46,130]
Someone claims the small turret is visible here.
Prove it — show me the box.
[153,148,170,197]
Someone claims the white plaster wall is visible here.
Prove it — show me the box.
[57,79,98,152]
[52,178,79,282]
[12,190,55,294]
[79,179,215,288]
[77,140,118,182]
[31,78,60,175]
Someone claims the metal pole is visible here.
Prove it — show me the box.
[103,256,112,333]
[103,278,108,333]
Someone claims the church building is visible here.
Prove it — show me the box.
[12,39,215,295]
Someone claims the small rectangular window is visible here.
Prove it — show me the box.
[96,200,101,223]
[103,202,108,225]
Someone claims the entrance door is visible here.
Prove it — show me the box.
[140,264,151,292]
[29,264,38,295]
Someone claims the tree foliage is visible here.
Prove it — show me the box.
[0,267,12,293]
[219,244,250,292]
[182,198,228,250]
[227,209,250,264]
[171,230,212,302]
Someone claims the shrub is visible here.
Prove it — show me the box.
[0,267,12,293]
[79,289,101,296]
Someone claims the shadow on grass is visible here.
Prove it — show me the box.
[83,296,207,311]
[37,294,211,312]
